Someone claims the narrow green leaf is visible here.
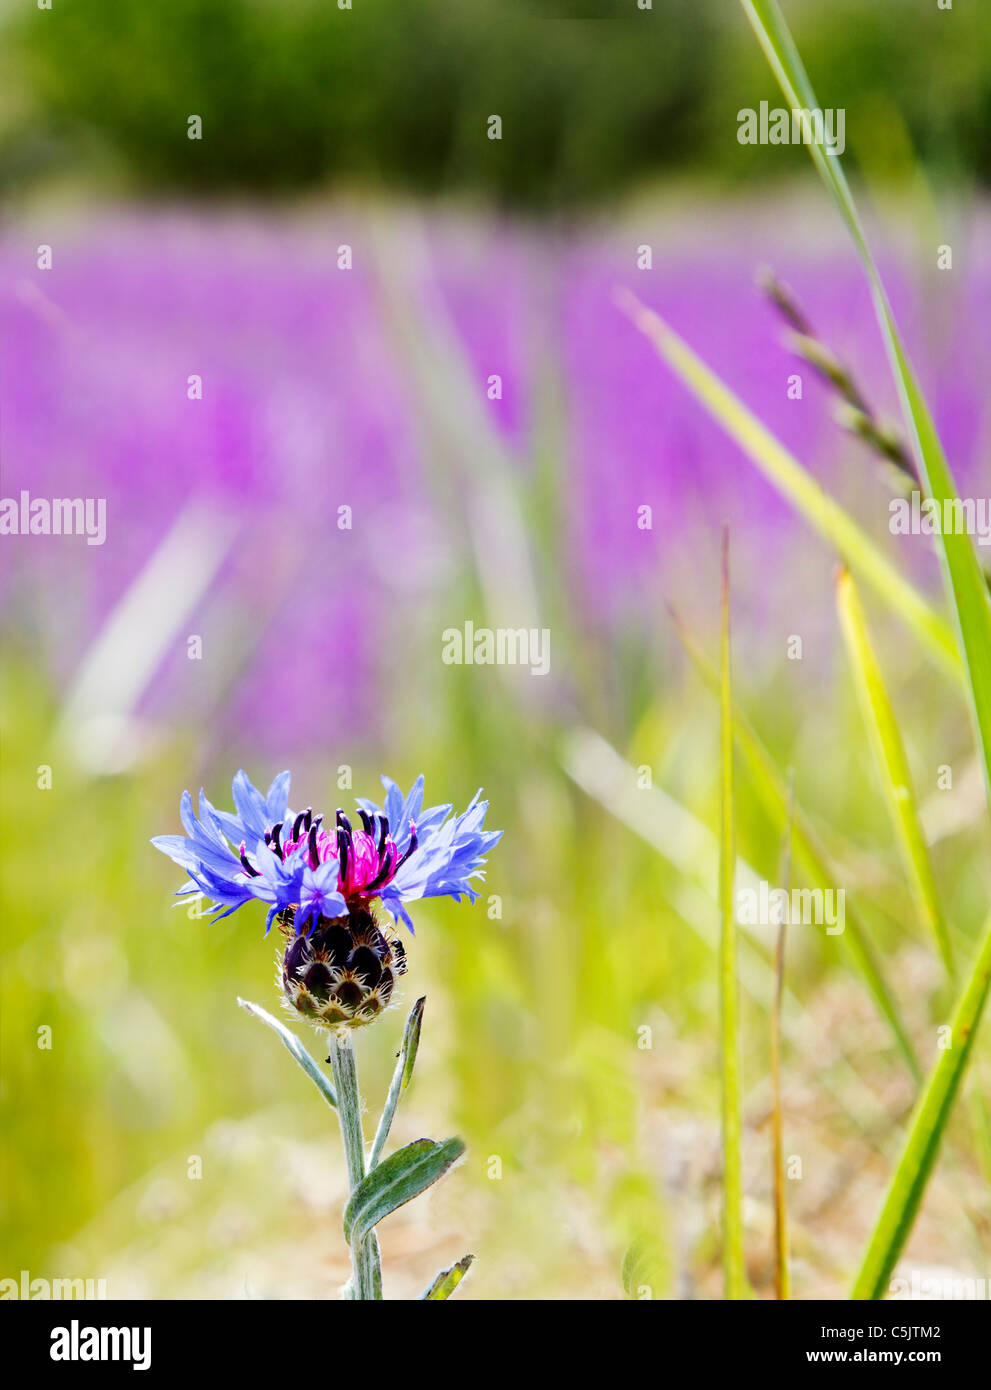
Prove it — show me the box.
[237,997,337,1110]
[836,569,954,977]
[420,1254,475,1300]
[852,912,991,1299]
[719,532,747,1299]
[617,289,957,681]
[670,607,921,1081]
[739,0,991,823]
[343,1137,465,1247]
[369,997,425,1170]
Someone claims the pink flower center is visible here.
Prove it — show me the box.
[246,804,416,902]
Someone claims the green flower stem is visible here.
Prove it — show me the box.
[327,1032,382,1300]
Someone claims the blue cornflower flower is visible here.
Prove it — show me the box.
[152,771,501,1029]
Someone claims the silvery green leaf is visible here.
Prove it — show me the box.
[343,1137,465,1247]
[237,996,337,1110]
[397,995,425,1092]
[369,996,425,1169]
[420,1254,474,1300]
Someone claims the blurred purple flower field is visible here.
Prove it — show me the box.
[4,200,989,759]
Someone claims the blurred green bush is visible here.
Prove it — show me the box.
[5,0,991,207]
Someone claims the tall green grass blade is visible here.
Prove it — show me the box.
[744,0,991,1289]
[740,0,991,819]
[562,726,837,1039]
[836,574,991,1200]
[617,289,957,681]
[670,608,921,1080]
[836,568,955,977]
[719,532,747,1299]
[851,912,991,1299]
[560,724,920,1136]
[771,773,795,1300]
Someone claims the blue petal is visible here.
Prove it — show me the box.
[380,775,405,832]
[265,771,291,825]
[231,770,269,842]
[379,887,416,934]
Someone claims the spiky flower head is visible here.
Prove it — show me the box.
[152,771,501,1029]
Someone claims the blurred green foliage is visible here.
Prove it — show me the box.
[5,0,991,1299]
[4,588,989,1295]
[4,497,991,1294]
[5,0,991,207]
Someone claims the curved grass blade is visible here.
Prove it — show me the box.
[616,289,957,682]
[369,996,426,1170]
[562,726,816,1017]
[740,0,991,821]
[852,912,991,1299]
[719,531,747,1299]
[670,607,921,1080]
[237,997,337,1111]
[420,1254,474,1300]
[836,569,954,977]
[836,573,991,1193]
[343,1137,465,1248]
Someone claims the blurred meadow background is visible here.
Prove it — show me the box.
[3,0,991,1300]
